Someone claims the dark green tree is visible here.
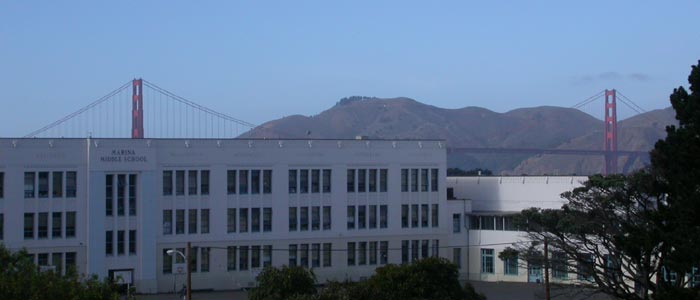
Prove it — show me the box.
[248,265,317,300]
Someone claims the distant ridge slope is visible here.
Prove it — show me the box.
[245,96,675,175]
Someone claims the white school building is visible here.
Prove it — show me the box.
[0,137,585,293]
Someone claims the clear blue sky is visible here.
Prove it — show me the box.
[1,1,699,137]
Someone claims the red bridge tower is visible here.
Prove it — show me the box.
[603,89,618,174]
[131,79,144,139]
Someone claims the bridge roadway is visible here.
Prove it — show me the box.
[447,147,648,157]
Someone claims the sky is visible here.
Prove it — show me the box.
[1,1,699,137]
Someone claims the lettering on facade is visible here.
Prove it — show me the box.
[100,149,147,163]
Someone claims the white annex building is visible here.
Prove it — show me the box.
[0,137,586,293]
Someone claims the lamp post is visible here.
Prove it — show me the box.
[167,243,192,300]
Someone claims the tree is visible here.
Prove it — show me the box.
[0,245,121,300]
[248,265,317,300]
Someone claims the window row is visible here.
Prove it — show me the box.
[400,168,438,192]
[401,239,440,264]
[0,172,4,198]
[105,230,137,256]
[0,214,3,240]
[289,169,330,194]
[228,169,272,195]
[227,208,272,233]
[346,205,388,230]
[105,174,137,217]
[24,171,77,198]
[347,169,387,193]
[227,245,272,271]
[163,209,210,235]
[162,170,210,196]
[289,206,331,232]
[289,243,332,268]
[400,204,439,228]
[479,249,586,280]
[24,212,76,240]
[469,215,520,231]
[162,247,212,274]
[30,251,77,275]
[347,241,389,266]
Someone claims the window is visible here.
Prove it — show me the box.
[453,248,462,268]
[347,242,356,266]
[38,212,48,238]
[263,170,272,194]
[163,171,173,195]
[24,172,35,198]
[188,209,197,234]
[421,240,429,259]
[577,253,594,281]
[227,246,237,271]
[347,169,355,193]
[251,246,261,269]
[357,169,366,192]
[470,215,481,230]
[200,170,209,195]
[311,169,320,193]
[117,175,125,216]
[312,243,320,268]
[129,230,136,255]
[358,242,367,265]
[263,208,272,232]
[323,243,332,267]
[227,170,237,194]
[481,216,495,230]
[227,208,236,233]
[52,172,63,197]
[189,248,198,273]
[411,204,419,228]
[65,252,76,273]
[289,244,298,267]
[347,206,355,229]
[401,240,409,264]
[369,205,377,229]
[38,253,48,266]
[0,214,3,240]
[239,246,249,270]
[201,209,210,234]
[163,210,172,235]
[289,207,297,231]
[481,249,494,273]
[453,214,461,233]
[24,213,34,239]
[495,216,504,230]
[323,206,331,230]
[380,205,388,228]
[358,206,366,229]
[432,204,439,227]
[380,241,388,265]
[105,175,113,216]
[251,170,260,194]
[128,174,136,216]
[447,187,455,200]
[117,230,125,255]
[187,170,197,195]
[66,171,77,197]
[312,206,320,231]
[504,216,517,231]
[300,170,308,193]
[420,169,428,192]
[411,169,418,192]
[300,207,309,231]
[322,169,331,193]
[369,241,377,265]
[105,231,113,255]
[552,252,568,279]
[421,204,429,228]
[369,169,377,192]
[431,169,438,192]
[239,208,248,232]
[251,208,260,232]
[65,212,75,237]
[401,205,409,228]
[0,172,3,198]
[300,244,309,267]
[263,245,272,267]
[52,212,62,238]
[411,240,419,262]
[239,170,248,194]
[401,169,408,192]
[432,239,439,257]
[288,170,297,193]
[380,169,387,192]
[201,247,210,272]
[38,172,49,198]
[176,209,185,234]
[175,171,185,195]
[504,255,518,275]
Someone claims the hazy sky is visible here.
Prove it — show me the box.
[1,1,699,137]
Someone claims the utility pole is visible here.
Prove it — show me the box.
[543,238,550,300]
[187,242,192,300]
